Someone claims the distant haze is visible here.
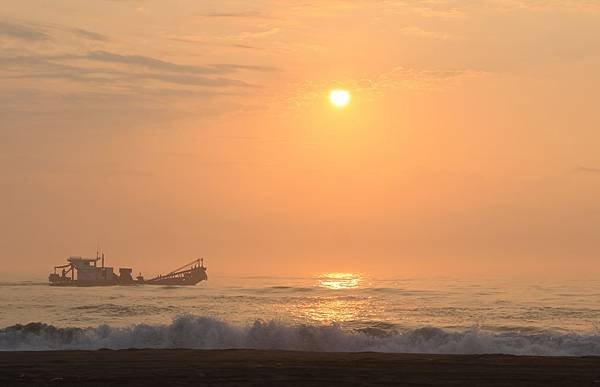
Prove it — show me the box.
[1,1,600,279]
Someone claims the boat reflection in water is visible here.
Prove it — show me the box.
[48,252,207,287]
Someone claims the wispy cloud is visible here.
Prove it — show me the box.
[0,20,111,43]
[378,66,488,91]
[400,26,461,41]
[127,73,253,87]
[202,11,266,19]
[388,0,467,18]
[69,28,109,42]
[0,21,48,41]
[85,50,223,74]
[0,53,257,88]
[83,50,277,74]
[237,27,280,40]
[576,166,600,174]
[170,36,265,51]
[492,0,600,13]
[210,63,278,73]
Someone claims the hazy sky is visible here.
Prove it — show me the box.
[2,0,600,279]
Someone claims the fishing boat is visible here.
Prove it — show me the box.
[48,253,207,286]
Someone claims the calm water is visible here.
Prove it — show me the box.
[2,274,600,354]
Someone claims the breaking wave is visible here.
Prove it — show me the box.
[2,315,600,355]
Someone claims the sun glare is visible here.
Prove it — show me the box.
[329,89,351,108]
[318,272,361,289]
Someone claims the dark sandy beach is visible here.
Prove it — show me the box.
[1,349,599,386]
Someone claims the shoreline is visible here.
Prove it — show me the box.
[1,349,599,386]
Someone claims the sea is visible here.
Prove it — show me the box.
[2,274,600,355]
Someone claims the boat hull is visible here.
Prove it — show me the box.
[144,266,208,286]
[49,282,120,287]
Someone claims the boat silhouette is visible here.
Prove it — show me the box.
[48,253,207,286]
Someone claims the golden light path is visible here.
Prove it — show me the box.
[329,89,351,107]
[287,272,366,325]
[318,272,361,289]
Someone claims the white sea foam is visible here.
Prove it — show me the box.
[2,315,600,355]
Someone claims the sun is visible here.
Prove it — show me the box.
[329,89,351,108]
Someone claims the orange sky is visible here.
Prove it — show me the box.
[1,1,600,279]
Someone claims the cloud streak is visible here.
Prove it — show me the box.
[202,11,265,19]
[69,28,109,42]
[85,50,223,74]
[84,50,277,74]
[0,21,48,41]
[0,54,256,88]
[0,20,111,43]
[400,26,461,41]
[576,167,600,174]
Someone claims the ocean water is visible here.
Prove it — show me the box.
[2,274,600,355]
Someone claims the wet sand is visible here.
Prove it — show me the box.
[1,349,599,386]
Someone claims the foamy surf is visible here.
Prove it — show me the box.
[2,315,600,356]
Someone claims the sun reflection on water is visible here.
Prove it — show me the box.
[318,272,361,290]
[286,273,366,324]
[303,299,363,324]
